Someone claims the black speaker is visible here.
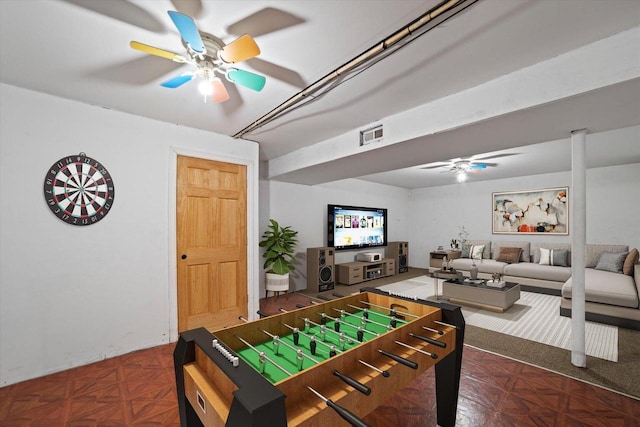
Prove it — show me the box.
[387,241,409,274]
[307,247,335,292]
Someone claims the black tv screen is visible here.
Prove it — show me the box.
[327,204,388,251]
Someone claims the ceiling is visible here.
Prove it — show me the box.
[1,0,639,188]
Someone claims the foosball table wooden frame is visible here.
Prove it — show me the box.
[174,287,465,427]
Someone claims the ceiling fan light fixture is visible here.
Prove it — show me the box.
[456,171,467,183]
[198,80,213,95]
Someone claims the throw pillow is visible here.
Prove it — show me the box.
[470,245,485,260]
[461,243,471,258]
[623,248,639,276]
[595,252,628,274]
[496,247,522,263]
[539,248,569,266]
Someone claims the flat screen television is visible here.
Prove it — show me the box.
[327,204,388,251]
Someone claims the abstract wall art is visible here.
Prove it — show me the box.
[492,187,569,235]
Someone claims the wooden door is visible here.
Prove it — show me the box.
[177,156,247,332]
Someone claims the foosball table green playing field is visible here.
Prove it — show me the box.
[174,287,466,427]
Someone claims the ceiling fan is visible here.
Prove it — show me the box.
[420,154,516,182]
[130,11,266,103]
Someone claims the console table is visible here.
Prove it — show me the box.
[336,258,395,285]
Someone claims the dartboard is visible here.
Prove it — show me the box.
[43,153,115,226]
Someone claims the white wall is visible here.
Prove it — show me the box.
[261,179,410,292]
[408,163,640,268]
[0,84,259,386]
[263,163,639,292]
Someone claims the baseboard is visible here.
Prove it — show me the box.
[560,307,640,331]
[520,285,562,296]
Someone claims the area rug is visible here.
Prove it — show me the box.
[376,276,619,362]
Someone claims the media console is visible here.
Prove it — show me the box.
[336,258,395,285]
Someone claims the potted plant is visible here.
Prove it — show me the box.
[259,219,298,298]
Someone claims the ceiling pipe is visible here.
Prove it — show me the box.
[233,0,479,140]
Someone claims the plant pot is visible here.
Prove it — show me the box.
[265,272,290,300]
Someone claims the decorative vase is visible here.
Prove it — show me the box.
[470,261,478,280]
[441,256,448,271]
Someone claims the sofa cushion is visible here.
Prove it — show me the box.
[585,244,628,268]
[470,245,485,260]
[594,252,628,274]
[460,240,491,259]
[451,258,507,274]
[539,248,569,267]
[503,262,571,282]
[496,247,522,263]
[492,241,530,262]
[623,248,639,275]
[562,268,639,308]
[533,242,571,264]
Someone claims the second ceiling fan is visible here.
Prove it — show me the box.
[130,10,266,103]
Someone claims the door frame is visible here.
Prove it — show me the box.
[168,146,259,342]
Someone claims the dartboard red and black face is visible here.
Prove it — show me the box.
[43,154,115,226]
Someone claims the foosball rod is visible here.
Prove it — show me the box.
[358,300,420,319]
[434,319,457,329]
[409,332,447,348]
[394,340,438,359]
[422,326,445,335]
[306,386,370,427]
[259,329,321,365]
[282,323,389,381]
[345,303,409,326]
[306,316,362,345]
[331,308,391,330]
[275,324,371,395]
[281,322,342,355]
[235,335,292,376]
[279,308,364,343]
[358,359,390,378]
[378,349,418,370]
[317,312,379,339]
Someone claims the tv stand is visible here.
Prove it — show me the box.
[336,258,395,285]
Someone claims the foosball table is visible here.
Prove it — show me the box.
[174,287,465,427]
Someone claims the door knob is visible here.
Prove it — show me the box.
[181,254,187,260]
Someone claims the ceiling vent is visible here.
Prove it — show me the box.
[359,124,383,146]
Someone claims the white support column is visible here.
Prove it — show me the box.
[571,129,587,367]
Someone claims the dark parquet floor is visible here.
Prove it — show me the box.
[1,292,639,426]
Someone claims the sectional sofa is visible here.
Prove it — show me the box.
[449,240,640,330]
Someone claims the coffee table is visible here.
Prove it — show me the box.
[442,279,521,312]
[432,269,463,300]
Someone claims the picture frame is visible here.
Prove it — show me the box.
[492,187,569,235]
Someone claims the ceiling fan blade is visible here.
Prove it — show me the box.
[161,73,194,88]
[246,58,306,89]
[167,10,205,53]
[469,163,487,170]
[61,0,165,33]
[420,163,448,170]
[227,69,266,92]
[211,78,230,103]
[220,34,260,63]
[130,41,187,63]
[226,7,305,38]
[474,153,520,161]
[170,0,203,18]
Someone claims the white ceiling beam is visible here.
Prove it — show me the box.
[266,26,640,181]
